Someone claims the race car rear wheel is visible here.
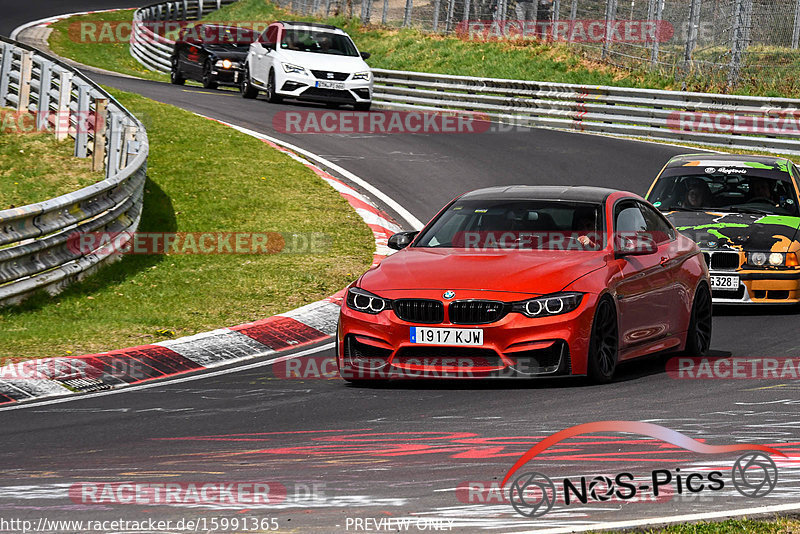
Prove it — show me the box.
[684,283,712,356]
[240,67,259,99]
[587,297,618,383]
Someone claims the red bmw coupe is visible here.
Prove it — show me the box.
[337,186,711,383]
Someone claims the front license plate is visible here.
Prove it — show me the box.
[410,327,483,346]
[711,274,739,289]
[315,80,345,90]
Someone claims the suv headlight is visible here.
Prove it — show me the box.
[215,59,236,69]
[346,287,391,314]
[511,292,583,318]
[352,71,371,81]
[282,63,307,75]
[747,252,799,267]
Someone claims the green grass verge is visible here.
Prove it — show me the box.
[0,108,103,209]
[48,9,169,82]
[0,88,373,360]
[627,517,800,533]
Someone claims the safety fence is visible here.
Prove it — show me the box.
[0,36,149,307]
[274,0,800,88]
[371,68,800,155]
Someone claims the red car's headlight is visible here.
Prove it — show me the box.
[346,287,391,315]
[511,292,583,318]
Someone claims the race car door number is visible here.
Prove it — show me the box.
[410,327,483,346]
[710,275,739,289]
[315,80,345,90]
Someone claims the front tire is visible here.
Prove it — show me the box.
[587,297,618,383]
[354,102,372,111]
[170,58,185,85]
[684,284,712,356]
[266,69,282,103]
[240,66,258,99]
[202,60,218,89]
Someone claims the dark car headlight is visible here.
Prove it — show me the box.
[346,287,391,314]
[746,251,799,267]
[511,292,583,318]
[214,59,238,69]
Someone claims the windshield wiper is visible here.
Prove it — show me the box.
[725,206,775,215]
[666,206,710,212]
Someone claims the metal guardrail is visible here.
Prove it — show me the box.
[0,36,149,307]
[130,0,239,72]
[370,69,800,155]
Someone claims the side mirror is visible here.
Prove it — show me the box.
[615,233,657,257]
[360,51,371,60]
[388,231,418,250]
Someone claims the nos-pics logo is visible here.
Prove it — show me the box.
[501,421,783,518]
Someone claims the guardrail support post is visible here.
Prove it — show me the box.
[92,98,108,172]
[382,0,389,24]
[74,82,90,158]
[106,112,122,179]
[0,45,12,107]
[17,50,33,113]
[182,0,189,19]
[432,0,440,30]
[198,0,204,18]
[55,70,73,141]
[123,124,139,168]
[36,60,53,131]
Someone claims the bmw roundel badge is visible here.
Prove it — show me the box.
[443,290,455,300]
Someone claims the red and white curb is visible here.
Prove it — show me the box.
[0,120,406,405]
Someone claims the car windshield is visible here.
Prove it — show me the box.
[280,29,359,56]
[413,199,606,251]
[184,25,255,45]
[648,172,799,216]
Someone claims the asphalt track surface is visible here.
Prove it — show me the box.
[2,4,800,532]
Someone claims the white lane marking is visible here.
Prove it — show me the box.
[0,343,334,412]
[514,501,800,533]
[202,117,424,231]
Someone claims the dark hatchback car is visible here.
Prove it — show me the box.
[170,24,256,89]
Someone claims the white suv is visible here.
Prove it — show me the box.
[241,21,372,110]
